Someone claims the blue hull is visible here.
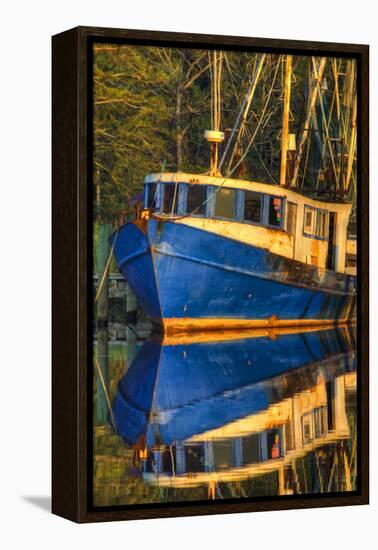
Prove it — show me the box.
[112,218,356,327]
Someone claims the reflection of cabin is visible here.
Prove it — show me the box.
[141,372,354,490]
[144,173,353,273]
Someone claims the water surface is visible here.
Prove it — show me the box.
[93,325,357,506]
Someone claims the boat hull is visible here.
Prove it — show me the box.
[112,218,357,331]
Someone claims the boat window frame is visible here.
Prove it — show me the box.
[303,205,315,235]
[315,209,328,239]
[160,182,186,215]
[286,201,298,236]
[241,189,264,225]
[212,185,237,221]
[145,182,160,210]
[303,204,329,240]
[264,194,285,229]
[185,182,208,217]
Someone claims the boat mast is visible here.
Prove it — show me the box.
[205,51,224,176]
[280,55,292,186]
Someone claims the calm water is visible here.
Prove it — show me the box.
[93,326,357,507]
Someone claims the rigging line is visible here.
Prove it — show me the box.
[225,54,267,174]
[345,94,357,193]
[153,71,182,197]
[94,353,116,431]
[316,83,335,189]
[224,54,277,183]
[95,230,118,304]
[213,50,218,130]
[292,57,327,187]
[251,142,278,184]
[217,51,223,131]
[208,51,214,130]
[154,175,229,221]
[337,67,357,192]
[315,74,338,190]
[126,322,139,338]
[327,453,337,493]
[301,114,314,190]
[218,53,266,172]
[224,53,244,110]
[227,55,282,178]
[170,173,179,217]
[311,56,340,190]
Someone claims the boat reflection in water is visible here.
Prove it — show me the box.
[112,325,357,501]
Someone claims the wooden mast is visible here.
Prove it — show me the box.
[280,55,292,186]
[206,51,224,176]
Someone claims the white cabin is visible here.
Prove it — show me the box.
[144,172,353,274]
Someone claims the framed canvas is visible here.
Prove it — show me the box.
[52,26,369,523]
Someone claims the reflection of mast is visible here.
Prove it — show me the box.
[280,55,292,187]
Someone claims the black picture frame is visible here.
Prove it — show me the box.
[52,26,369,523]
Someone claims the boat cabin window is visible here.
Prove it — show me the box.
[214,187,236,219]
[286,202,297,235]
[304,206,315,234]
[213,440,234,470]
[302,413,314,444]
[187,184,207,216]
[162,184,179,214]
[267,196,283,227]
[243,191,262,223]
[315,210,327,238]
[152,181,286,229]
[303,205,328,238]
[146,183,157,209]
[184,444,205,473]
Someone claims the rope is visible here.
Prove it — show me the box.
[218,54,265,172]
[227,55,282,177]
[222,53,267,174]
[94,230,118,304]
[158,175,229,222]
[94,353,116,431]
[126,322,138,338]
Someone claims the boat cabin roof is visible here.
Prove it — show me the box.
[145,172,352,216]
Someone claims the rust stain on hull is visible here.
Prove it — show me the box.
[162,316,355,336]
[162,322,355,346]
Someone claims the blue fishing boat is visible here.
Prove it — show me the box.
[111,55,357,333]
[111,171,356,332]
